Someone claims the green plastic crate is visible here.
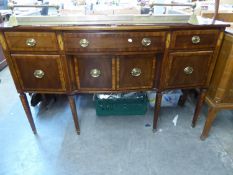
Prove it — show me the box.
[95,93,148,116]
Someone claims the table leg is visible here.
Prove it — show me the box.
[19,93,37,134]
[153,92,162,132]
[192,89,207,127]
[68,95,80,135]
[200,107,219,140]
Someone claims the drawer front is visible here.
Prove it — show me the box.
[118,54,156,89]
[170,30,219,49]
[74,55,113,90]
[11,54,66,92]
[5,32,58,51]
[165,51,213,88]
[63,32,165,52]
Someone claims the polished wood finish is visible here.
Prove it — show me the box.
[165,51,213,88]
[200,107,219,140]
[201,33,233,140]
[118,54,155,89]
[0,22,227,134]
[4,32,58,52]
[1,20,228,31]
[153,92,162,132]
[0,33,22,91]
[192,89,207,127]
[63,32,166,52]
[11,54,66,92]
[19,93,37,134]
[170,30,219,49]
[68,95,80,135]
[74,55,112,90]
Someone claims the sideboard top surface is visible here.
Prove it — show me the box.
[0,16,229,31]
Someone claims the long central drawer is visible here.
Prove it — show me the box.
[63,32,166,52]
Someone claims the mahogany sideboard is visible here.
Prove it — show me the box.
[201,30,233,140]
[0,21,228,135]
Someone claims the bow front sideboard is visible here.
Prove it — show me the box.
[0,20,228,135]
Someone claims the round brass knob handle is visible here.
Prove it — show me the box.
[26,38,36,47]
[191,36,200,44]
[90,68,101,78]
[184,66,194,75]
[33,70,44,79]
[131,68,141,77]
[80,38,89,48]
[142,38,151,47]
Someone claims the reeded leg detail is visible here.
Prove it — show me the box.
[200,107,219,140]
[68,95,80,135]
[19,93,37,134]
[153,92,162,132]
[192,89,207,128]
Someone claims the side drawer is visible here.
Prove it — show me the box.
[170,30,219,49]
[63,32,166,52]
[74,55,113,90]
[165,51,213,88]
[11,54,66,92]
[5,32,59,52]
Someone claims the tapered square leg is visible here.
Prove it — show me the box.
[19,93,37,134]
[153,92,162,132]
[200,107,219,140]
[68,95,80,135]
[192,89,207,128]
